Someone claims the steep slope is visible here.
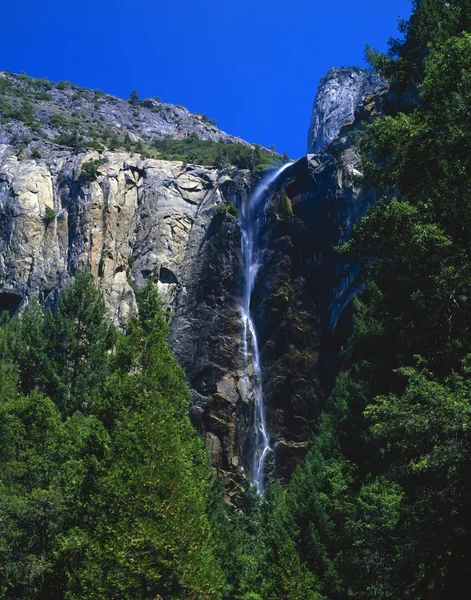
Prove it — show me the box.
[0,67,385,497]
[0,71,250,150]
[307,67,385,153]
[240,75,385,484]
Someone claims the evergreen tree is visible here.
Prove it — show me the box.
[0,276,227,599]
[51,271,116,415]
[72,280,226,599]
[286,4,471,599]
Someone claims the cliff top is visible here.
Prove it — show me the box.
[307,66,386,154]
[0,71,278,169]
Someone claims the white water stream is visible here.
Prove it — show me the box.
[239,163,292,494]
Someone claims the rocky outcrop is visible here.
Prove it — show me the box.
[0,144,249,320]
[247,86,384,484]
[307,67,385,153]
[0,71,251,150]
[0,141,259,499]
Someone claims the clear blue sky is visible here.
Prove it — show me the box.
[1,0,412,158]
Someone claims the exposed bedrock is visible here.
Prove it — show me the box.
[0,66,385,495]
[249,87,383,485]
[0,143,255,499]
[0,145,251,321]
[307,66,386,153]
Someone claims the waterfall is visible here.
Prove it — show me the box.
[239,162,292,494]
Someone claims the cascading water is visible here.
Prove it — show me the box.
[240,162,292,494]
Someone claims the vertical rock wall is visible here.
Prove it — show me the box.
[307,67,385,154]
[0,65,386,496]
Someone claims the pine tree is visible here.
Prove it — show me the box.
[69,280,227,599]
[0,276,227,599]
[51,271,116,415]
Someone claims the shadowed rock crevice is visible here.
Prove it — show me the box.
[0,291,23,316]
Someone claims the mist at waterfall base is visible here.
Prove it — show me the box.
[239,163,293,495]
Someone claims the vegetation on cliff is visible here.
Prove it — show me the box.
[0,273,315,600]
[0,71,280,169]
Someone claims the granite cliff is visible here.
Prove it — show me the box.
[307,67,385,153]
[0,67,385,498]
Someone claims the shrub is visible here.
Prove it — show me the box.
[1,101,38,130]
[49,114,68,128]
[123,133,132,150]
[43,206,56,226]
[31,148,41,159]
[152,134,280,170]
[81,159,103,184]
[200,113,217,127]
[55,80,70,90]
[107,133,120,151]
[214,202,239,219]
[34,91,51,101]
[227,203,239,218]
[52,130,84,151]
[88,139,104,151]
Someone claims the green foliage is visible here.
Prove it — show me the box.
[285,6,471,600]
[43,205,56,226]
[214,202,239,219]
[365,0,471,106]
[34,91,51,101]
[72,281,226,599]
[355,34,471,374]
[152,133,280,170]
[0,77,14,95]
[258,484,321,600]
[107,132,120,150]
[51,271,116,414]
[9,8,471,595]
[0,391,74,598]
[0,275,227,599]
[0,71,276,167]
[126,253,135,269]
[80,159,103,184]
[199,113,217,126]
[49,113,68,128]
[0,99,40,130]
[227,203,239,218]
[52,129,84,151]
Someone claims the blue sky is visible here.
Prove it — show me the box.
[1,0,412,157]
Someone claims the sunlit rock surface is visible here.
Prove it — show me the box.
[307,66,385,153]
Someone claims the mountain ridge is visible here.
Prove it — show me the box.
[0,70,278,161]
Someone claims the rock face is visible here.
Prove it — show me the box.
[246,86,385,485]
[307,67,385,153]
[0,66,386,497]
[0,144,250,321]
[0,141,257,497]
[0,71,251,149]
